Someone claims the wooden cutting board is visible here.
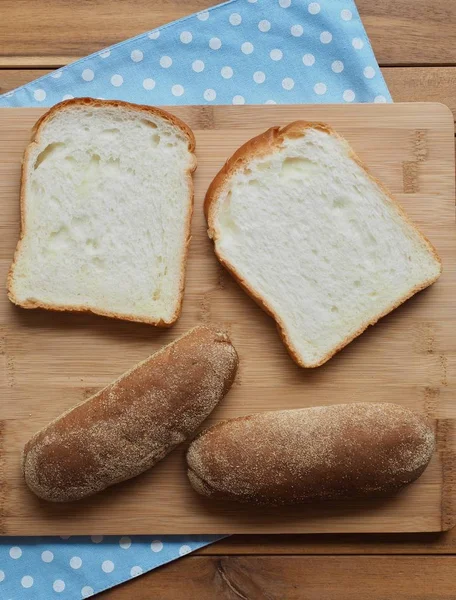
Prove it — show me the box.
[0,103,454,535]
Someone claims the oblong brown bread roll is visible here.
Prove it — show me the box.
[23,325,238,502]
[186,403,435,505]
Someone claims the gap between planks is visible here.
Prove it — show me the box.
[2,59,456,68]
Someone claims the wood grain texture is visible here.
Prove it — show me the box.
[0,70,52,95]
[0,103,454,535]
[384,67,456,119]
[0,0,455,67]
[100,556,456,599]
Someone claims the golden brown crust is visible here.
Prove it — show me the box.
[23,325,239,502]
[186,403,435,505]
[7,98,197,326]
[204,121,442,368]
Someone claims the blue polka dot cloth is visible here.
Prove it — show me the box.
[0,0,391,107]
[0,535,225,598]
[0,0,391,597]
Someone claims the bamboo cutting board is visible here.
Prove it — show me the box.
[0,103,454,535]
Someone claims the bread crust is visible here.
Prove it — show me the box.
[7,98,197,326]
[23,325,238,502]
[186,402,435,505]
[205,121,442,367]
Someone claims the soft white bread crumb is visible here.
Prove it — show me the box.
[8,98,196,325]
[205,122,441,367]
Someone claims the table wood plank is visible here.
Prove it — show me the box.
[384,67,456,118]
[1,68,456,122]
[100,556,456,599]
[0,0,455,67]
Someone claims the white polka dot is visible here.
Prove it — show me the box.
[70,556,83,569]
[131,49,143,62]
[151,540,163,552]
[320,31,332,43]
[302,53,315,66]
[130,566,143,577]
[33,89,46,102]
[82,68,94,82]
[99,49,111,58]
[241,42,254,54]
[282,77,295,90]
[51,71,62,78]
[209,37,222,50]
[364,66,376,79]
[232,95,245,105]
[110,74,123,87]
[119,536,131,549]
[171,84,184,97]
[270,48,283,61]
[21,576,33,588]
[197,11,209,21]
[179,544,192,556]
[53,580,65,593]
[352,37,364,50]
[314,82,327,95]
[160,55,172,68]
[0,570,5,582]
[41,550,54,563]
[192,59,205,72]
[331,60,344,73]
[148,31,160,40]
[291,24,303,37]
[253,71,266,83]
[143,78,155,90]
[248,0,258,2]
[9,546,22,559]
[229,13,242,25]
[102,560,115,573]
[62,94,74,100]
[341,9,353,20]
[221,66,233,79]
[258,19,271,32]
[265,99,277,104]
[204,88,217,101]
[81,586,94,598]
[308,2,320,14]
[180,31,193,44]
[91,535,103,544]
[374,95,387,103]
[96,97,105,100]
[279,0,291,7]
[343,89,355,102]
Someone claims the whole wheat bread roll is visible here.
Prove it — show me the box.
[186,403,435,505]
[23,325,238,502]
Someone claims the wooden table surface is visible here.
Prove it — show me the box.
[1,1,455,597]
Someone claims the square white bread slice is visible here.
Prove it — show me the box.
[8,98,196,325]
[205,122,442,368]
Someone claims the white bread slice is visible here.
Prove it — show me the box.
[8,98,196,325]
[205,122,442,368]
